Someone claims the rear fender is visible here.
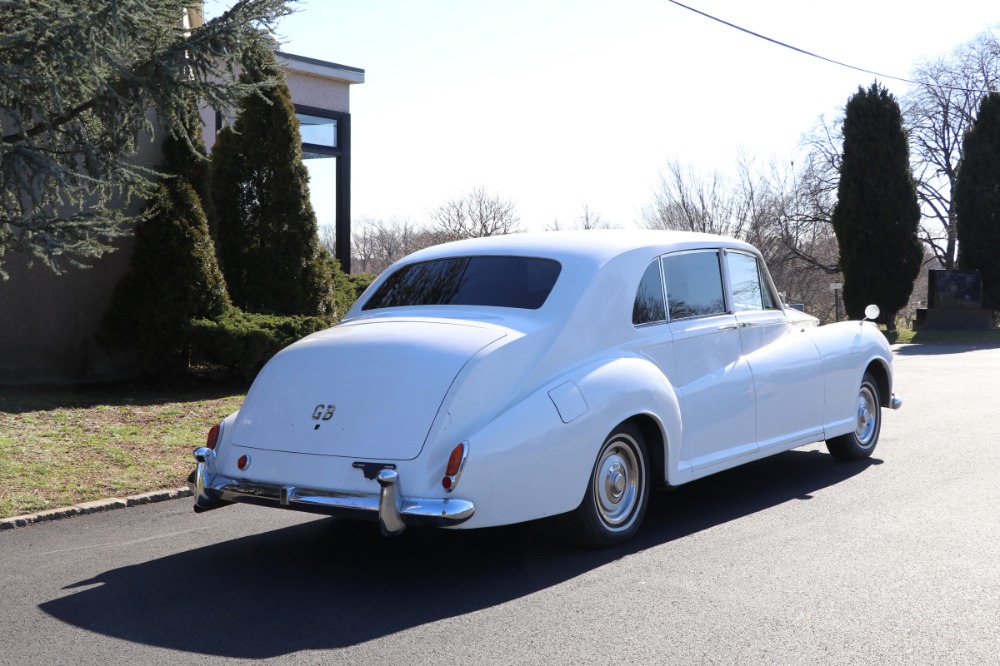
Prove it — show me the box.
[456,356,682,529]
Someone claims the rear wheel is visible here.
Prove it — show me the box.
[827,372,881,461]
[564,422,650,547]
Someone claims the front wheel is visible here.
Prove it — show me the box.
[826,372,882,461]
[563,422,650,547]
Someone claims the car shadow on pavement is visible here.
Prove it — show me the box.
[39,448,877,660]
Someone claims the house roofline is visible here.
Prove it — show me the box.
[277,51,365,84]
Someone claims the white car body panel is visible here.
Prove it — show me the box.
[191,230,898,534]
[233,320,507,460]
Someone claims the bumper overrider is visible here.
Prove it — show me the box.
[189,447,475,536]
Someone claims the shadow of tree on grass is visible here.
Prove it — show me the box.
[0,380,248,414]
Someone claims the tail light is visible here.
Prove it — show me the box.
[206,422,222,450]
[441,442,468,492]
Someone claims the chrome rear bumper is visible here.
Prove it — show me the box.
[189,450,475,536]
[890,393,903,410]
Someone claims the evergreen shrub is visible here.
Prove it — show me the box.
[185,307,329,380]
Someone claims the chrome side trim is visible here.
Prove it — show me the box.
[890,394,903,410]
[187,466,475,534]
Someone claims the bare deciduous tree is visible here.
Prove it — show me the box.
[903,29,1000,268]
[548,204,619,231]
[319,223,337,255]
[641,154,845,322]
[350,216,445,274]
[578,204,616,230]
[640,160,743,237]
[429,187,522,240]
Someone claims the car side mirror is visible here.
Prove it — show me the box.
[863,304,880,324]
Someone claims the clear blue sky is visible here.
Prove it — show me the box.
[208,0,997,232]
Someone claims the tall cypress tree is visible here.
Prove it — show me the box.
[955,93,1000,312]
[832,83,922,330]
[211,47,333,318]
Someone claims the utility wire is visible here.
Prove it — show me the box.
[667,0,990,94]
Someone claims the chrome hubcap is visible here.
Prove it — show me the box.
[594,437,643,528]
[854,385,878,447]
[607,462,626,498]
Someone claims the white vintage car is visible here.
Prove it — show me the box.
[190,230,901,546]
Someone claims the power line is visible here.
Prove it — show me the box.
[667,0,990,94]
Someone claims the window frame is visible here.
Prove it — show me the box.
[294,104,349,159]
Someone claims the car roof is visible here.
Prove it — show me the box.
[400,229,757,266]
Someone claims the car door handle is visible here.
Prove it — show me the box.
[718,323,739,331]
[739,321,758,328]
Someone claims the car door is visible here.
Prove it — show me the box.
[727,250,825,450]
[662,250,757,472]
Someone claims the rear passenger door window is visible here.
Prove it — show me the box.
[662,250,726,320]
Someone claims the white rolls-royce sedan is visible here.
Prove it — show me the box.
[190,230,901,547]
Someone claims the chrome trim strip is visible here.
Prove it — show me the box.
[188,467,475,533]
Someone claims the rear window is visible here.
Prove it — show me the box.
[362,256,562,311]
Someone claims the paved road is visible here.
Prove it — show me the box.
[2,344,998,665]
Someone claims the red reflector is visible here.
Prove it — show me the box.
[441,476,453,490]
[237,455,249,470]
[445,443,466,476]
[207,423,221,450]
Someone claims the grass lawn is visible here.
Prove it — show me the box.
[0,382,245,519]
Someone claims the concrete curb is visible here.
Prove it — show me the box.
[0,487,193,531]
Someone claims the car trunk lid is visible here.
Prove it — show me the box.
[230,319,507,460]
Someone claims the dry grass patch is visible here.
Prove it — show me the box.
[0,383,245,519]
